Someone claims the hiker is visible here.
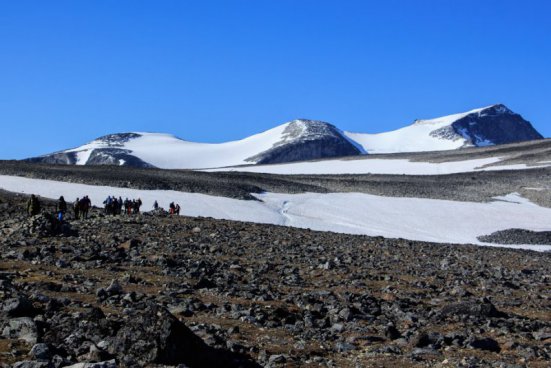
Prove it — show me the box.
[153,200,159,210]
[103,196,113,215]
[124,198,131,215]
[111,197,119,216]
[134,198,142,214]
[118,197,123,215]
[175,203,181,215]
[57,196,67,221]
[169,202,175,215]
[74,198,80,219]
[26,194,41,216]
[80,196,91,219]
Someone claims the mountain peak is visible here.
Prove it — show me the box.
[412,104,515,127]
[25,105,543,168]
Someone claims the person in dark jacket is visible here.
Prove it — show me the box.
[80,196,91,219]
[27,194,41,216]
[74,198,80,219]
[134,198,142,214]
[57,196,67,221]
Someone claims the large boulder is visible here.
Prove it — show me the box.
[107,303,257,367]
[2,317,39,344]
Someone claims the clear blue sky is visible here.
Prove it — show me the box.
[1,0,550,159]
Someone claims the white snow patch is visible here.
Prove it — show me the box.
[75,150,93,165]
[1,175,550,251]
[208,157,507,175]
[209,156,551,176]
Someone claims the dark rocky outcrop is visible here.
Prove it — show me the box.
[478,228,551,245]
[85,148,154,168]
[451,104,543,146]
[245,120,362,164]
[26,151,78,165]
[25,133,153,168]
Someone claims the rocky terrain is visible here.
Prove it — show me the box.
[478,229,551,246]
[0,190,550,367]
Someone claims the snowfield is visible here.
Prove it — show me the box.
[1,175,550,251]
[208,157,551,175]
[66,125,292,169]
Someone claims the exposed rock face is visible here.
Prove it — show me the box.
[451,104,543,146]
[85,148,154,167]
[26,134,154,168]
[26,151,78,165]
[245,120,362,164]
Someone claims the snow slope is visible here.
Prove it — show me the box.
[208,157,551,175]
[66,125,292,169]
[343,106,489,154]
[1,175,550,251]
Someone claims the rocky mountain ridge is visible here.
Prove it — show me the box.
[25,104,543,169]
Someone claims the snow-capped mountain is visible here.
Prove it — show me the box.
[27,104,543,169]
[344,104,543,154]
[27,120,361,169]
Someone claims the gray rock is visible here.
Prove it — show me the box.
[2,317,38,344]
[29,343,51,360]
[62,360,117,368]
[12,361,52,368]
[335,341,356,352]
[267,354,287,364]
[2,296,34,317]
[105,279,123,295]
[469,337,501,352]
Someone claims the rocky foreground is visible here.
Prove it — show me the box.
[0,190,550,368]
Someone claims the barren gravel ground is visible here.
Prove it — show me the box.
[0,191,550,367]
[1,143,551,367]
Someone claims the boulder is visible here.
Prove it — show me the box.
[2,317,39,344]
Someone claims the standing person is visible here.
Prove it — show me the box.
[80,196,91,219]
[111,197,119,216]
[169,202,175,215]
[124,198,131,215]
[103,196,112,215]
[153,200,159,210]
[134,198,142,214]
[57,196,67,221]
[175,203,181,215]
[118,197,123,215]
[74,197,80,220]
[26,194,41,216]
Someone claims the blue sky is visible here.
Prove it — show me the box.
[1,0,550,159]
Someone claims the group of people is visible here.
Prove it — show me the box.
[27,194,182,220]
[102,196,142,216]
[153,200,181,215]
[169,202,181,215]
[73,196,92,220]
